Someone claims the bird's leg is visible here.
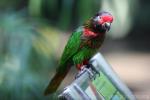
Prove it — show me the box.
[75,65,94,79]
[75,60,93,79]
[76,63,84,70]
[75,60,100,79]
[75,65,85,79]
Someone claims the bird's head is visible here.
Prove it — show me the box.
[92,11,113,33]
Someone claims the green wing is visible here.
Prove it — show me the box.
[44,28,83,95]
[58,27,83,72]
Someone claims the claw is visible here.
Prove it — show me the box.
[75,63,100,80]
[75,66,94,79]
[84,67,94,79]
[87,63,100,79]
[75,66,87,79]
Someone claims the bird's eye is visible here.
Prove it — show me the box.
[94,16,100,21]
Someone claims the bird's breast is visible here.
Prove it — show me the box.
[86,35,105,49]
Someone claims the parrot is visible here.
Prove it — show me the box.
[44,11,113,95]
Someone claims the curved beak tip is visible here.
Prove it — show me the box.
[104,22,111,31]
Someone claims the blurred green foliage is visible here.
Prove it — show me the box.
[0,12,61,99]
[28,0,100,30]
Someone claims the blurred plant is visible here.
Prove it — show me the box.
[0,11,61,99]
[28,0,100,30]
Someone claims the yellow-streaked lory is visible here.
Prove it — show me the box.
[44,11,113,95]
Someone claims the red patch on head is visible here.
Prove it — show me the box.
[99,15,113,24]
[102,15,113,22]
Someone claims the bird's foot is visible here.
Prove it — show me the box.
[75,66,86,79]
[86,63,100,79]
[75,66,94,79]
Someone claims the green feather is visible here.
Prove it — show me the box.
[58,27,83,73]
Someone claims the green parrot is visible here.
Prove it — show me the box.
[44,11,113,95]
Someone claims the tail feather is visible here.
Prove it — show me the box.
[44,71,67,95]
[44,63,72,95]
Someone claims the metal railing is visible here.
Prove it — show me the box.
[58,53,136,100]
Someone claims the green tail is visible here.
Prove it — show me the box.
[44,64,71,95]
[44,72,67,95]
